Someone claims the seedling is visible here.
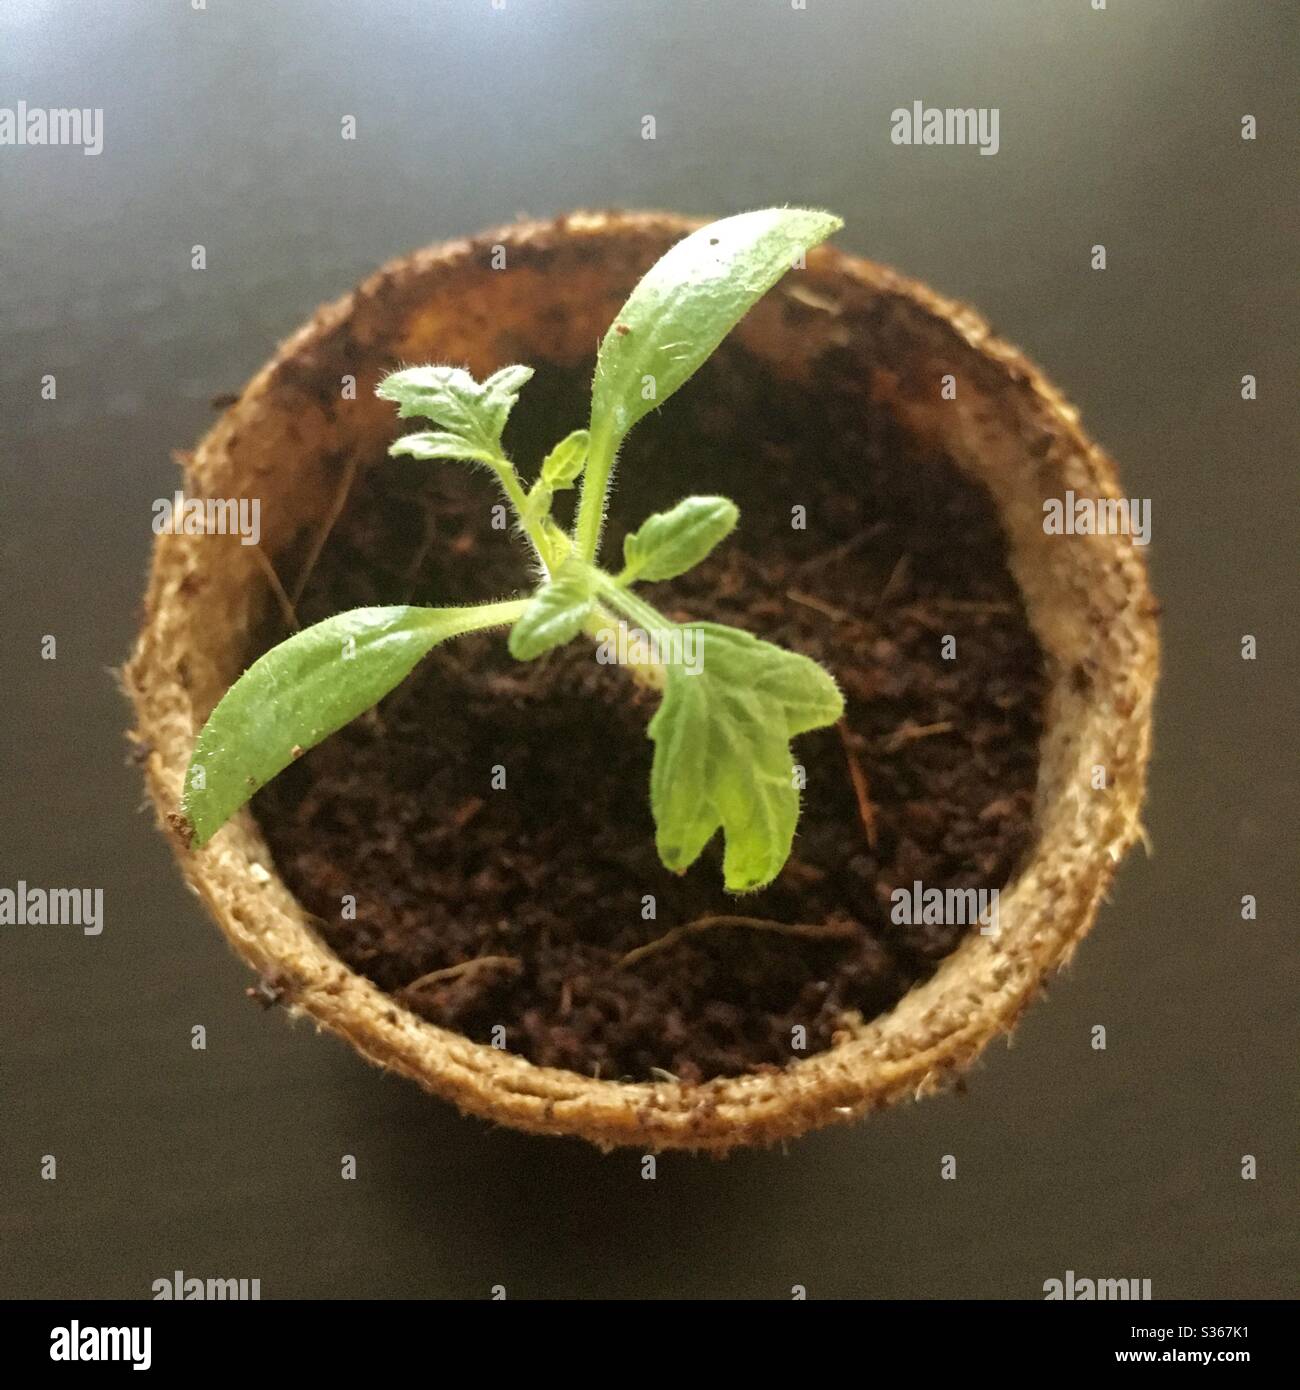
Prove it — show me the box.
[183,208,846,891]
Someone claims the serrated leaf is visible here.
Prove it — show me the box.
[589,208,841,449]
[646,622,843,892]
[388,431,500,465]
[623,496,738,583]
[482,365,535,441]
[182,601,526,846]
[484,365,534,396]
[507,562,596,660]
[540,429,589,490]
[376,363,533,453]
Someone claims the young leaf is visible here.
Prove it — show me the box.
[481,365,534,438]
[540,518,573,567]
[522,479,554,525]
[388,431,499,465]
[646,622,843,892]
[540,429,589,490]
[507,561,596,660]
[182,600,527,846]
[589,208,841,449]
[622,496,738,583]
[377,364,533,455]
[522,430,589,526]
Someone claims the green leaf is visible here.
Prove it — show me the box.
[622,496,738,583]
[589,208,841,449]
[540,518,573,566]
[481,366,534,441]
[388,431,499,465]
[376,363,533,454]
[182,600,526,846]
[522,479,554,524]
[540,429,589,490]
[646,622,843,892]
[522,429,589,527]
[507,562,596,661]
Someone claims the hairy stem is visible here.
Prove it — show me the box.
[573,422,617,563]
[581,601,666,692]
[584,573,678,692]
[596,573,671,633]
[488,454,557,573]
[420,597,533,639]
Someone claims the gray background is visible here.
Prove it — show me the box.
[2,0,1295,1299]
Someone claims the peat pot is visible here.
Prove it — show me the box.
[126,211,1158,1153]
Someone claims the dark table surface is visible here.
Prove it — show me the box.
[2,0,1295,1300]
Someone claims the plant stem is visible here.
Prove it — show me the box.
[418,596,531,639]
[488,453,556,573]
[580,602,666,692]
[595,573,670,633]
[573,422,617,563]
[585,574,680,692]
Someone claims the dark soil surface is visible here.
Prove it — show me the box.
[254,341,1047,1083]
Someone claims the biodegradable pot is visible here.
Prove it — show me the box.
[126,210,1158,1153]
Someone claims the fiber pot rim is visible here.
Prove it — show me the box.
[125,209,1158,1153]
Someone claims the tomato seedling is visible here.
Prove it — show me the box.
[184,208,845,891]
